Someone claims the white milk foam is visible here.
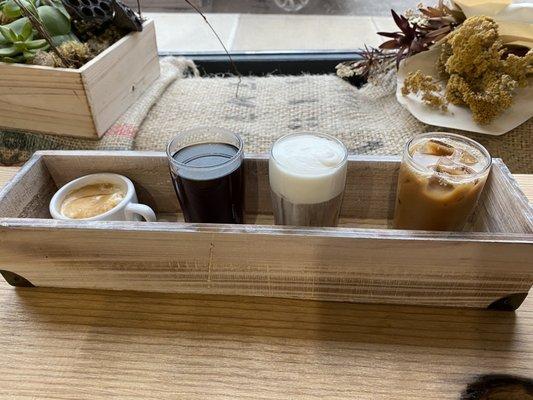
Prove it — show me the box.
[269,134,347,204]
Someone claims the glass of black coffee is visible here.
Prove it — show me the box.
[166,127,245,224]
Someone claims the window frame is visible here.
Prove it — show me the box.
[160,50,363,80]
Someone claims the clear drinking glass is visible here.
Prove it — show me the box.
[269,132,348,227]
[166,127,245,224]
[393,132,492,231]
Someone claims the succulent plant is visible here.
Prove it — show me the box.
[0,0,78,65]
[0,0,73,38]
[0,20,48,62]
[37,4,77,45]
[0,0,34,21]
[0,0,142,67]
[37,5,71,35]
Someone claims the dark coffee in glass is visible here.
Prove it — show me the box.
[167,128,244,224]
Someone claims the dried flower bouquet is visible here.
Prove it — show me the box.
[337,0,533,135]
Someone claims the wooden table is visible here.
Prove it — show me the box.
[0,167,531,399]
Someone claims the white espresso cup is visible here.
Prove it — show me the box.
[50,173,157,222]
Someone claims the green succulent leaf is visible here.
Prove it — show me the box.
[0,27,10,43]
[47,0,70,20]
[19,21,32,41]
[37,5,70,36]
[23,49,39,59]
[0,25,17,42]
[5,17,30,36]
[26,38,46,49]
[2,0,35,18]
[7,27,16,41]
[13,41,26,51]
[2,0,22,19]
[0,45,18,56]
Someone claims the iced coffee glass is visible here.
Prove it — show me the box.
[269,132,348,227]
[393,132,491,231]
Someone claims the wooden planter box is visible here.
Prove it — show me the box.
[0,21,159,139]
[0,151,532,310]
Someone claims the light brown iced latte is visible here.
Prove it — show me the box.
[393,133,491,231]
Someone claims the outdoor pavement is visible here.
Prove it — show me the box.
[149,12,399,53]
[141,0,421,53]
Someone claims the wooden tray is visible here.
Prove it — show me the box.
[0,21,159,139]
[0,150,531,310]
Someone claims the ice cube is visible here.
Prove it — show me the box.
[458,149,478,165]
[427,175,454,192]
[433,158,475,176]
[419,139,455,157]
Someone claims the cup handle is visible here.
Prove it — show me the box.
[125,203,157,222]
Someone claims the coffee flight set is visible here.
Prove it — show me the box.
[51,129,490,231]
[0,127,531,310]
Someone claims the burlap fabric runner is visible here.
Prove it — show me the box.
[137,67,532,173]
[1,57,530,172]
[0,57,196,166]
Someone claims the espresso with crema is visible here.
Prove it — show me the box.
[60,183,126,219]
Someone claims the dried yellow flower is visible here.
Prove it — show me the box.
[435,16,532,124]
[402,70,448,111]
[501,50,533,88]
[446,73,516,124]
[444,16,503,79]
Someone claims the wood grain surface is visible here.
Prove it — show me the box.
[81,21,160,134]
[0,166,532,399]
[0,63,95,137]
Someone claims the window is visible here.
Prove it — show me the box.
[127,0,420,74]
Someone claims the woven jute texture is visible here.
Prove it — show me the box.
[0,57,197,166]
[137,69,532,173]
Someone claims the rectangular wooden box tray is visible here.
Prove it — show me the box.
[0,150,531,309]
[0,21,159,139]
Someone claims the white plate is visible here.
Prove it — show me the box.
[396,45,533,136]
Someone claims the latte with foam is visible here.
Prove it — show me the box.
[269,133,348,227]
